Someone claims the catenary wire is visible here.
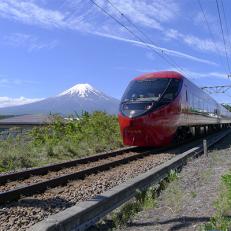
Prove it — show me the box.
[104,0,187,75]
[220,0,231,58]
[215,0,231,76]
[89,0,189,75]
[197,0,226,69]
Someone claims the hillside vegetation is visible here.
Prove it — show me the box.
[0,112,123,172]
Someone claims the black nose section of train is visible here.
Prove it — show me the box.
[121,102,153,118]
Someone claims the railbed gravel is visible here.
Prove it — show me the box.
[0,152,173,231]
[0,150,145,192]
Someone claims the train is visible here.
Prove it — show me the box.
[118,71,231,147]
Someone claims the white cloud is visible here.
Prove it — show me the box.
[169,69,229,80]
[193,11,220,36]
[96,32,217,66]
[63,0,179,31]
[0,0,91,31]
[183,34,225,54]
[165,29,179,40]
[0,0,66,28]
[102,0,179,30]
[0,96,43,108]
[164,28,227,55]
[0,77,38,86]
[186,71,228,80]
[92,1,227,57]
[3,33,58,51]
[0,0,221,64]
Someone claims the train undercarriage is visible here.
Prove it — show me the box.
[176,123,231,143]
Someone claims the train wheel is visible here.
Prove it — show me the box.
[175,127,191,144]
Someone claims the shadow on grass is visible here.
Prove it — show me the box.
[88,215,231,231]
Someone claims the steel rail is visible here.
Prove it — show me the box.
[0,146,142,185]
[0,146,166,204]
[30,128,231,231]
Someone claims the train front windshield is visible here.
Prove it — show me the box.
[121,79,170,102]
[120,78,181,118]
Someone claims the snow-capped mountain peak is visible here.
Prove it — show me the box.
[0,83,120,115]
[59,83,100,97]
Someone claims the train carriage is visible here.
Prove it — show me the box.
[118,71,231,147]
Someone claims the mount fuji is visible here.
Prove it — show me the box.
[0,84,120,115]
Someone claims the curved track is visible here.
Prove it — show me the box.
[0,130,230,231]
[0,146,166,204]
[30,128,231,231]
[0,146,140,184]
[0,130,225,205]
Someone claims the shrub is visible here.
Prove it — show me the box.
[0,112,123,172]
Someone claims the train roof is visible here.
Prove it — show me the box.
[134,71,184,80]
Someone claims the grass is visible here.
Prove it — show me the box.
[0,112,123,172]
[161,181,183,213]
[201,171,231,231]
[198,168,213,185]
[111,187,157,228]
[190,191,197,198]
[110,170,179,228]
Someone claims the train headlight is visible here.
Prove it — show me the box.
[145,104,153,110]
[129,110,136,117]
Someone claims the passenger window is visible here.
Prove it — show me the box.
[157,79,182,108]
[161,79,181,101]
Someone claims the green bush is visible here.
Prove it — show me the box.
[0,112,123,172]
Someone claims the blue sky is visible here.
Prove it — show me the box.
[0,0,231,107]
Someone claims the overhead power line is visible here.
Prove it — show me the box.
[201,85,231,94]
[197,0,225,65]
[220,0,231,55]
[215,0,231,76]
[105,0,186,74]
[89,0,188,75]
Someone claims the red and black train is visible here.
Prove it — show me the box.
[118,71,231,147]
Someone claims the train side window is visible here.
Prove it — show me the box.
[186,90,188,102]
[159,79,181,103]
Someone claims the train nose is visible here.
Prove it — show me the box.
[119,112,174,147]
[118,114,152,146]
[123,127,157,147]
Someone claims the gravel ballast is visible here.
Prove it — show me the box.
[0,152,173,231]
[0,150,146,193]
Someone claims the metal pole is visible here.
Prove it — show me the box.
[203,139,208,156]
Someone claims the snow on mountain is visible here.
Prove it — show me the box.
[59,83,100,97]
[0,83,119,115]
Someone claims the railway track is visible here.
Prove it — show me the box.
[1,129,230,231]
[0,146,140,184]
[0,131,224,205]
[30,128,231,231]
[0,146,167,204]
[0,147,175,230]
